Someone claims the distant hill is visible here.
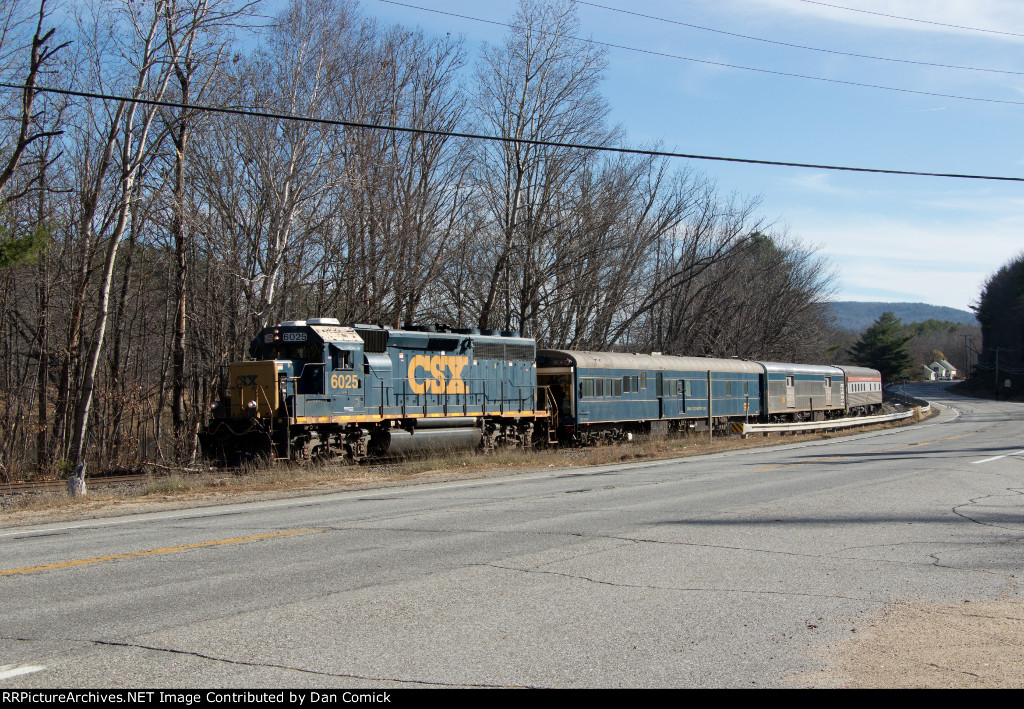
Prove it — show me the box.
[828,301,978,333]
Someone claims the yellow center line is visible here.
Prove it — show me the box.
[1,528,323,576]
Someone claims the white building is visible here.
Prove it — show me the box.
[938,360,957,379]
[929,361,957,380]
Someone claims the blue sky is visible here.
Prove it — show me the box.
[363,0,1024,312]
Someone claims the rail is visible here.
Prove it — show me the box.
[732,404,929,438]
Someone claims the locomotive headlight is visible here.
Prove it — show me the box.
[246,400,258,416]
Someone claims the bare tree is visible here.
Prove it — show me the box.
[69,1,172,464]
[317,24,468,327]
[473,0,615,333]
[158,0,255,456]
[0,0,65,198]
[632,188,763,355]
[198,0,353,334]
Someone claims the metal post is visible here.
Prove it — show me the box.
[707,371,713,441]
[995,347,1000,395]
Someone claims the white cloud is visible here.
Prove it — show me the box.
[791,213,1021,309]
[784,171,843,194]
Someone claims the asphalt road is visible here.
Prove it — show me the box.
[2,383,1022,688]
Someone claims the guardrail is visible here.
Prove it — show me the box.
[732,404,929,438]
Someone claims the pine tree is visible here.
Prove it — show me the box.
[974,252,1024,370]
[0,220,48,270]
[850,311,914,383]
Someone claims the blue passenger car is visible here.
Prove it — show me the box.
[537,350,762,444]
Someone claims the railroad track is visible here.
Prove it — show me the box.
[2,474,151,495]
[1,459,399,497]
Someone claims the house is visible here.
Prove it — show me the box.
[929,361,957,380]
[938,360,957,379]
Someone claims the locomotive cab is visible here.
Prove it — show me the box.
[201,318,369,462]
[254,319,365,420]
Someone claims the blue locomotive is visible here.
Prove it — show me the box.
[200,319,552,464]
[200,320,883,462]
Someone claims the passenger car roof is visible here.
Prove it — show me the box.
[539,349,763,374]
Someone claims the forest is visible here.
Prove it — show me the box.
[0,0,838,477]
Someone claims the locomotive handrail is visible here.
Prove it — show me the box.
[538,385,558,419]
[481,380,536,413]
[253,384,290,460]
[282,376,298,418]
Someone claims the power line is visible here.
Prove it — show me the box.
[576,1,1024,76]
[11,82,1024,183]
[378,1,1024,107]
[796,0,1024,39]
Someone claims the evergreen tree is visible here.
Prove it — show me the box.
[849,311,914,383]
[0,219,48,269]
[974,252,1024,370]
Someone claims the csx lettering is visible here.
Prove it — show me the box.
[330,373,359,389]
[408,355,468,395]
[237,375,258,387]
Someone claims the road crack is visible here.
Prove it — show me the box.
[925,662,981,679]
[951,488,1024,532]
[480,562,874,602]
[89,639,537,688]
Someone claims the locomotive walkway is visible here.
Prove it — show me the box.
[2,382,1022,687]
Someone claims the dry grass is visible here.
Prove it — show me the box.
[0,409,933,525]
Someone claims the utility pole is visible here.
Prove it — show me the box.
[964,336,980,381]
[992,347,1011,398]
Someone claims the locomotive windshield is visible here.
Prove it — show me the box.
[263,342,321,361]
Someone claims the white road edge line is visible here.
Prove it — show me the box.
[0,664,46,680]
[972,450,1024,465]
